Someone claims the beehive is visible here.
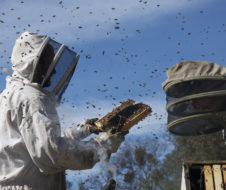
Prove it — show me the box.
[182,161,226,190]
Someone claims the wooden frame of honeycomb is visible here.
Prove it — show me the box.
[94,99,152,133]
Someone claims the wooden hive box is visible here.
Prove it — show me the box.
[94,99,152,133]
[182,161,226,190]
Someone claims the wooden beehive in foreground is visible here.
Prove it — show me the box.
[94,99,152,133]
[181,161,226,190]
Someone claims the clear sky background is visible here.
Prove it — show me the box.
[1,0,226,188]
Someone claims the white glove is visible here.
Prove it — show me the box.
[94,130,128,157]
[62,118,99,140]
[80,118,100,134]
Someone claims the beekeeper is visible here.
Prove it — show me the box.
[0,32,126,190]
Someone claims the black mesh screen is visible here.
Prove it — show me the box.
[56,66,76,103]
[44,47,77,94]
[166,79,226,98]
[165,79,226,136]
[167,94,226,116]
[168,113,225,136]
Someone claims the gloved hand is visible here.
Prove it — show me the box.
[82,118,100,134]
[66,118,100,140]
[94,130,128,157]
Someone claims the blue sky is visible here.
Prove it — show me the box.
[1,0,226,187]
[1,0,225,127]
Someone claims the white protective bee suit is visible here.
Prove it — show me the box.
[0,32,125,190]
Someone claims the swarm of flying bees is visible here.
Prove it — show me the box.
[0,0,224,129]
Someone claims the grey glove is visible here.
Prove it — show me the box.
[82,118,100,134]
[94,130,128,157]
[66,118,99,140]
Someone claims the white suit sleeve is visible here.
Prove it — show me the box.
[62,125,91,140]
[18,96,101,174]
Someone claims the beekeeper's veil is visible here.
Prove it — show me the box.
[162,61,226,136]
[11,32,79,102]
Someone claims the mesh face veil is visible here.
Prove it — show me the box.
[31,37,79,103]
[162,61,226,136]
